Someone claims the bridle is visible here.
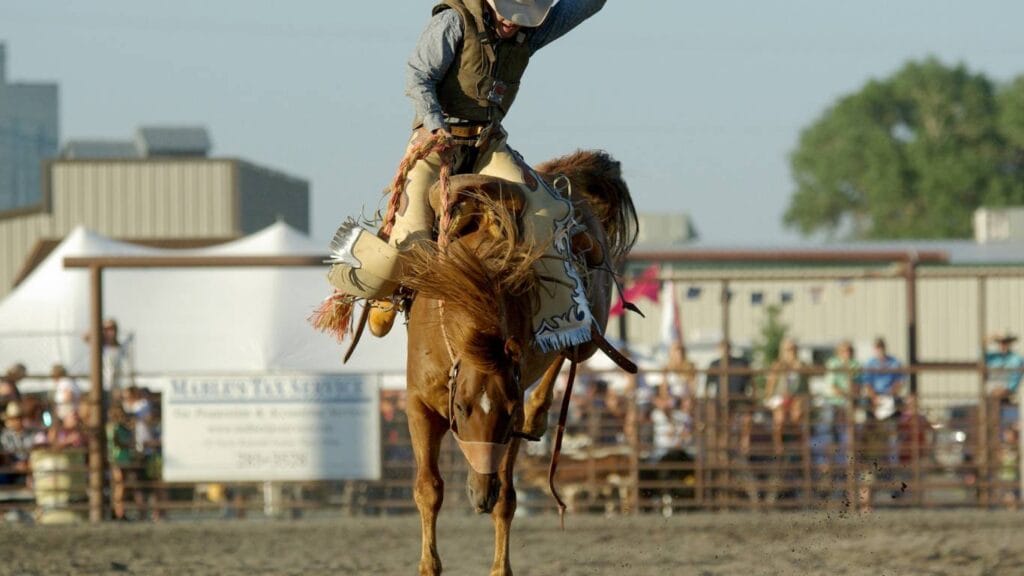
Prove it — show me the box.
[438,301,528,475]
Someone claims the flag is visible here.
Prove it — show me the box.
[659,279,683,346]
[610,264,661,317]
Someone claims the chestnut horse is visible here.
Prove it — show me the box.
[398,150,637,576]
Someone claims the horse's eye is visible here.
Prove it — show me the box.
[455,402,468,415]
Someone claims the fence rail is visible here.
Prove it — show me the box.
[1,362,1017,522]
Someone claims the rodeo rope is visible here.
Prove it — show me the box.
[380,132,456,248]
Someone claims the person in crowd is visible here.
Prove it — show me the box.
[51,363,81,422]
[0,402,34,486]
[897,394,931,468]
[862,337,904,466]
[107,404,137,520]
[764,338,810,455]
[648,385,693,461]
[1,372,23,413]
[102,318,132,398]
[985,332,1023,427]
[862,337,904,420]
[141,402,165,522]
[5,363,27,387]
[820,340,860,461]
[998,426,1020,509]
[661,342,697,399]
[47,410,87,450]
[123,386,153,453]
[706,340,752,402]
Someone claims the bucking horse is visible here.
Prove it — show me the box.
[315,146,637,575]
[393,149,637,575]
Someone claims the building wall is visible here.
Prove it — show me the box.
[0,158,311,300]
[0,160,236,300]
[48,160,236,238]
[236,160,309,234]
[0,82,59,211]
[613,265,1024,409]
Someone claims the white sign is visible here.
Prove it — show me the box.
[162,374,381,482]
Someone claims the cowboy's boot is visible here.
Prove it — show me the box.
[368,300,399,337]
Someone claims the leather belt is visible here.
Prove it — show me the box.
[448,123,490,139]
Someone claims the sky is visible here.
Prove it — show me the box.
[3,1,1024,246]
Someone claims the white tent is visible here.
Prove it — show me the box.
[0,223,407,385]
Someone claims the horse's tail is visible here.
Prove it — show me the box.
[536,150,639,264]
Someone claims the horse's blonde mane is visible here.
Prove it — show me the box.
[400,192,542,373]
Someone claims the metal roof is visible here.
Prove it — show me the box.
[634,238,1024,266]
[61,140,139,159]
[135,126,211,157]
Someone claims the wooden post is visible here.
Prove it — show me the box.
[977,276,990,508]
[905,260,919,395]
[846,393,858,512]
[87,265,109,523]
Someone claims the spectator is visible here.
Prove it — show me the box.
[51,364,81,422]
[706,340,752,402]
[821,341,860,459]
[985,332,1023,427]
[764,338,809,454]
[0,374,21,414]
[648,386,693,461]
[85,318,132,398]
[862,337,904,467]
[862,337,904,421]
[107,404,137,520]
[661,342,696,399]
[123,386,153,454]
[47,411,87,450]
[0,402,34,485]
[5,363,27,388]
[897,394,931,467]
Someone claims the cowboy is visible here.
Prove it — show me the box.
[328,0,608,352]
[986,331,1024,427]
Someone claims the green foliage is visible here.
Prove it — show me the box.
[751,304,788,394]
[786,58,1024,239]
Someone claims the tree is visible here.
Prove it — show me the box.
[785,58,1024,239]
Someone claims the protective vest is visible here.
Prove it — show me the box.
[432,0,532,123]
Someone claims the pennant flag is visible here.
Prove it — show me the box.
[659,280,683,347]
[809,286,824,304]
[610,264,661,317]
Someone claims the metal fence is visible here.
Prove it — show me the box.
[1,362,1016,522]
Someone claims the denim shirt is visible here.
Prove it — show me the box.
[405,0,607,132]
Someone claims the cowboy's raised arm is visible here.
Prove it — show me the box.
[405,10,464,134]
[529,0,606,53]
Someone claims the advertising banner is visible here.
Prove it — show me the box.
[161,374,380,482]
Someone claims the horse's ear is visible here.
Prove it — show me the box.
[504,337,523,364]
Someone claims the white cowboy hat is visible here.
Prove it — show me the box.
[486,0,556,27]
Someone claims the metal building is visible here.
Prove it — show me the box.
[0,43,60,212]
[0,126,309,300]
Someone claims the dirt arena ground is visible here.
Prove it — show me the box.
[2,510,1020,575]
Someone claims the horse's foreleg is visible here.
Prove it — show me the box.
[522,356,566,439]
[408,400,446,576]
[490,437,521,576]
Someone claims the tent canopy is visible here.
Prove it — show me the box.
[0,223,407,381]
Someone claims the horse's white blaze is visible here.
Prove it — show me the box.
[479,391,492,415]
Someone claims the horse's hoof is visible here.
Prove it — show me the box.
[368,301,397,337]
[520,411,548,440]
